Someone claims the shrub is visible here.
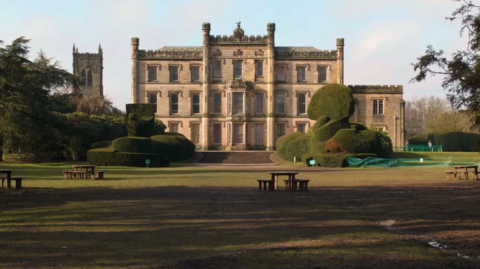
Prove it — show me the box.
[307,83,355,120]
[328,128,392,158]
[285,135,311,161]
[408,133,435,145]
[311,119,344,143]
[151,134,195,162]
[91,140,112,149]
[276,132,305,160]
[87,148,169,167]
[69,136,84,162]
[350,122,368,131]
[316,115,331,128]
[408,132,480,151]
[125,104,156,137]
[111,137,153,153]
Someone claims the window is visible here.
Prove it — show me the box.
[191,66,200,82]
[234,61,242,78]
[170,123,179,133]
[276,124,285,140]
[170,66,179,82]
[214,61,222,77]
[213,124,222,144]
[276,93,285,114]
[80,70,86,85]
[213,93,222,114]
[233,124,243,144]
[192,94,200,114]
[318,66,327,83]
[373,99,384,115]
[255,124,264,145]
[255,93,264,114]
[87,70,93,86]
[170,93,179,114]
[298,124,306,133]
[191,124,200,144]
[256,61,263,77]
[148,66,157,82]
[275,66,286,82]
[297,93,306,115]
[233,92,243,114]
[297,67,306,82]
[148,93,157,113]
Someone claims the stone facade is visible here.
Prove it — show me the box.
[73,44,103,96]
[131,22,405,150]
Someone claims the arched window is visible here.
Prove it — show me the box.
[87,70,93,86]
[80,69,86,86]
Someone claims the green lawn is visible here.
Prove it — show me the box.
[1,161,480,268]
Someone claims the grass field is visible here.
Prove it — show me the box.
[1,158,480,268]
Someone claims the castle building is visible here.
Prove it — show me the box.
[72,44,104,96]
[131,22,405,151]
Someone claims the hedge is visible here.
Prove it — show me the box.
[316,115,331,128]
[349,122,368,131]
[311,119,343,143]
[276,132,305,160]
[307,83,355,121]
[284,134,311,161]
[329,128,391,158]
[111,137,153,153]
[151,134,195,162]
[125,104,156,137]
[408,132,480,152]
[91,140,112,149]
[87,148,169,167]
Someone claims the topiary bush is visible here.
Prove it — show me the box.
[284,134,311,161]
[111,137,153,153]
[327,128,391,158]
[151,134,195,162]
[87,148,169,167]
[125,104,155,137]
[91,140,112,149]
[307,84,355,121]
[311,119,344,143]
[276,132,305,160]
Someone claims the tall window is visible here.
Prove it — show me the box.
[213,124,222,144]
[373,99,384,115]
[255,61,263,77]
[191,124,200,144]
[170,66,179,82]
[80,70,86,86]
[213,93,222,114]
[191,66,200,82]
[233,124,243,144]
[233,92,243,114]
[297,67,306,82]
[297,93,306,115]
[255,124,264,145]
[276,93,285,114]
[148,93,157,113]
[234,61,242,79]
[170,123,179,133]
[255,93,264,114]
[87,70,93,86]
[170,93,179,114]
[298,124,306,133]
[214,61,222,77]
[148,66,157,82]
[192,94,200,114]
[276,124,285,140]
[318,66,327,82]
[275,66,286,82]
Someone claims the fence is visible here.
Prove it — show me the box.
[393,145,443,152]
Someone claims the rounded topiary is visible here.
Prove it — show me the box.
[349,122,368,131]
[316,115,331,128]
[276,132,305,160]
[111,137,153,153]
[87,148,169,167]
[91,140,112,149]
[311,119,343,143]
[151,134,195,162]
[328,128,391,158]
[307,84,355,121]
[285,135,311,161]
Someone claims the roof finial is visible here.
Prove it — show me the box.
[73,43,75,53]
[98,43,102,53]
[236,21,241,28]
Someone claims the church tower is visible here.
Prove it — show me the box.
[72,44,103,96]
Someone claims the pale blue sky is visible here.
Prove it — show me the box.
[0,0,468,108]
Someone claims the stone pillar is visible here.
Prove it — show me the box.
[400,98,406,147]
[131,37,139,103]
[201,22,211,151]
[98,44,104,96]
[266,22,276,151]
[336,38,344,85]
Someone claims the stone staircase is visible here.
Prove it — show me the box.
[198,151,275,164]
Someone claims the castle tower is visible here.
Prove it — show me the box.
[72,44,104,96]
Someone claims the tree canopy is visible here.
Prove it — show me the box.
[411,1,480,122]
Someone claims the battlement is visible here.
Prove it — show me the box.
[275,47,337,60]
[209,34,268,44]
[348,85,403,94]
[138,47,202,59]
[74,52,101,57]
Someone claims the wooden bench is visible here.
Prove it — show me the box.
[63,171,91,179]
[1,177,23,189]
[94,171,105,179]
[285,179,310,191]
[445,170,457,180]
[257,179,274,191]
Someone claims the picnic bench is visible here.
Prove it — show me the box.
[63,165,105,179]
[257,179,274,191]
[0,170,23,189]
[447,165,479,180]
[284,179,310,191]
[268,171,298,190]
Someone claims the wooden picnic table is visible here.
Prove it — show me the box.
[268,171,298,190]
[0,170,12,188]
[72,165,96,174]
[453,165,478,180]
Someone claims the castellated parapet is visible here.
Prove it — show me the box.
[348,85,403,94]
